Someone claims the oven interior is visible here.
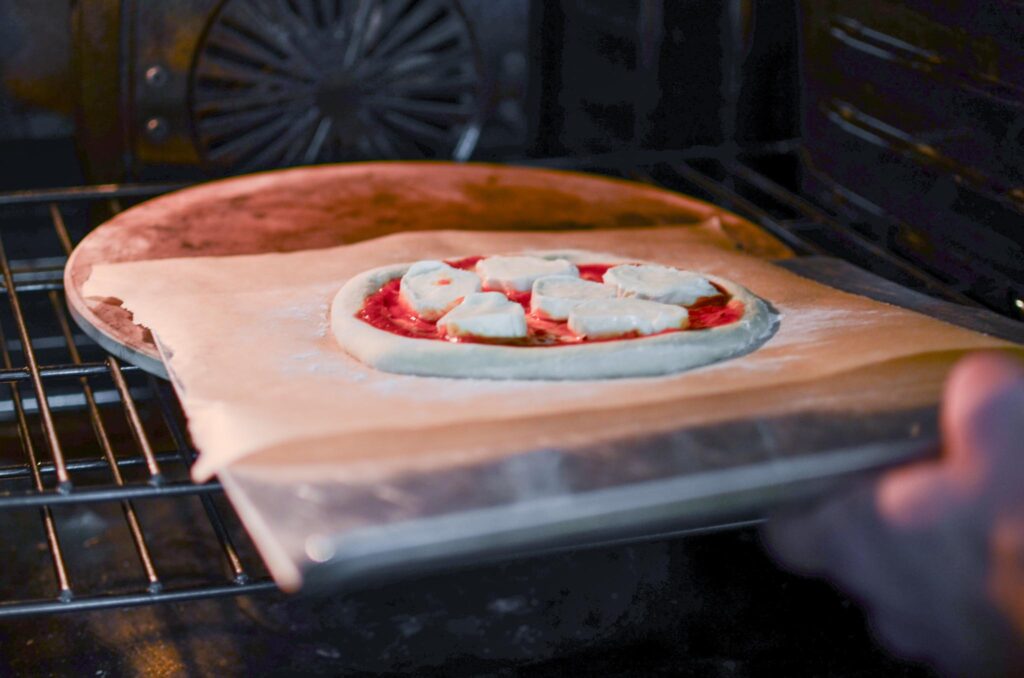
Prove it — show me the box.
[0,0,1019,674]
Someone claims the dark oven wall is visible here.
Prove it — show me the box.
[800,0,1024,319]
[530,0,800,155]
[1,0,801,182]
[2,0,533,181]
[72,0,532,180]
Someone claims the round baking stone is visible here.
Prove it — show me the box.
[64,161,791,377]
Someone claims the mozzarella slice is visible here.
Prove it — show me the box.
[399,260,481,321]
[438,292,528,339]
[530,275,616,321]
[476,255,578,293]
[568,298,689,339]
[604,264,719,306]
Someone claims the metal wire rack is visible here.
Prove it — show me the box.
[0,183,276,618]
[0,147,1017,619]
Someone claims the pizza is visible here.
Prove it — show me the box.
[331,249,777,379]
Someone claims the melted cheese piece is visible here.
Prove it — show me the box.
[530,275,616,321]
[476,256,578,293]
[567,298,689,339]
[438,292,528,339]
[399,260,481,321]
[604,264,719,305]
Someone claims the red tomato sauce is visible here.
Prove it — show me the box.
[356,258,744,345]
[447,255,485,270]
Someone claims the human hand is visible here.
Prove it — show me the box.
[763,352,1024,676]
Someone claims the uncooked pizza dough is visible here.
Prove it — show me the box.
[331,249,778,380]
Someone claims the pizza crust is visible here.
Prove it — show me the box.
[331,249,779,380]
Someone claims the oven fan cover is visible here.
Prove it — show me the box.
[189,0,484,173]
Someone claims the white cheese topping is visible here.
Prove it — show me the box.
[567,298,689,339]
[604,264,719,306]
[437,292,528,339]
[476,255,579,293]
[398,260,482,321]
[530,275,616,321]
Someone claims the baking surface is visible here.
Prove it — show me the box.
[65,162,791,369]
[79,226,1015,487]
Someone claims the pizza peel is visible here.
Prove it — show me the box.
[65,162,1024,591]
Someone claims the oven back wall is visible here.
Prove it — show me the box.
[529,0,800,156]
[70,0,529,181]
[800,0,1024,318]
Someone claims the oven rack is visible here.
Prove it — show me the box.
[0,184,277,618]
[0,148,1006,618]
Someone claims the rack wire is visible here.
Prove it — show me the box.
[0,149,1017,619]
[0,183,276,617]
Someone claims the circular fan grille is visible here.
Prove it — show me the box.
[190,0,484,172]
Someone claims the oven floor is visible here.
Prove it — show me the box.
[0,530,934,677]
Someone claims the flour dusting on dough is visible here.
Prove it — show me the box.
[314,302,330,338]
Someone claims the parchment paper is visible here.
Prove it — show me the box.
[82,226,1015,483]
